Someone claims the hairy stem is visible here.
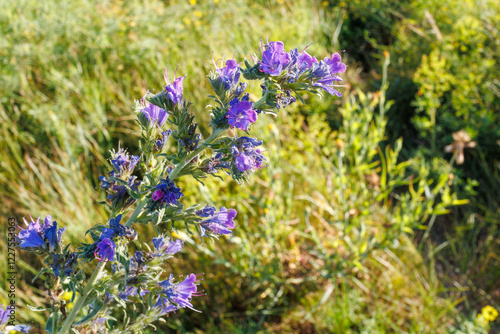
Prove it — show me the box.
[58,261,105,334]
[168,128,224,181]
[125,199,147,227]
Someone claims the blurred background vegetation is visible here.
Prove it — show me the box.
[0,0,499,332]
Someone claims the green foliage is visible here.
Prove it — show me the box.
[0,0,499,333]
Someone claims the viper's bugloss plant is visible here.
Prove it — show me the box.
[13,41,346,333]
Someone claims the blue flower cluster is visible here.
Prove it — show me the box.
[17,216,65,252]
[99,147,141,210]
[15,40,346,332]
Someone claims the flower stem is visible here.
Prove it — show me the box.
[58,262,105,334]
[125,199,147,227]
[252,95,268,110]
[168,128,224,181]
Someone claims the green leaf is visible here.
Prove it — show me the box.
[27,304,46,312]
[74,299,104,325]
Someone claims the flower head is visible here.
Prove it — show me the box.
[481,305,498,322]
[107,214,137,240]
[216,58,242,91]
[95,237,116,262]
[197,207,237,237]
[155,273,200,313]
[227,98,257,131]
[152,178,184,206]
[17,215,65,252]
[44,221,66,252]
[152,235,184,256]
[110,147,140,176]
[1,305,31,332]
[260,41,291,76]
[155,130,172,151]
[140,102,169,127]
[231,136,266,172]
[164,69,186,105]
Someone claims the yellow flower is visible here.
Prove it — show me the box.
[194,10,202,17]
[183,18,191,26]
[60,291,78,302]
[322,1,329,6]
[66,302,74,310]
[482,305,498,322]
[189,0,197,5]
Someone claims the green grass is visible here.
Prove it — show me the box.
[0,0,499,333]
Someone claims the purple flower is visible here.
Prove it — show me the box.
[1,305,31,332]
[195,205,217,217]
[152,235,184,256]
[324,52,346,74]
[308,53,346,97]
[44,221,66,252]
[108,214,137,240]
[17,218,44,248]
[164,70,186,105]
[140,103,169,127]
[1,305,11,325]
[260,41,291,76]
[95,237,116,262]
[230,136,266,172]
[216,58,242,91]
[235,153,253,171]
[152,178,183,206]
[17,215,65,251]
[155,274,200,313]
[234,82,247,96]
[296,50,318,71]
[118,286,140,300]
[227,98,258,131]
[110,147,140,176]
[199,207,237,237]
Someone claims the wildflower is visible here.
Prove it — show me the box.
[95,237,116,262]
[110,147,140,176]
[259,41,291,76]
[152,178,184,206]
[202,152,231,174]
[195,205,217,217]
[234,82,247,96]
[216,59,242,91]
[99,174,141,208]
[1,305,31,333]
[198,207,237,237]
[44,221,66,252]
[152,235,184,256]
[444,130,477,165]
[324,52,347,74]
[231,136,266,172]
[155,130,172,151]
[481,305,498,322]
[288,48,318,78]
[310,60,344,97]
[164,69,186,105]
[227,98,257,131]
[108,214,138,240]
[140,102,169,127]
[17,215,65,252]
[155,274,200,313]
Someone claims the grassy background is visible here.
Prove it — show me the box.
[0,0,499,332]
